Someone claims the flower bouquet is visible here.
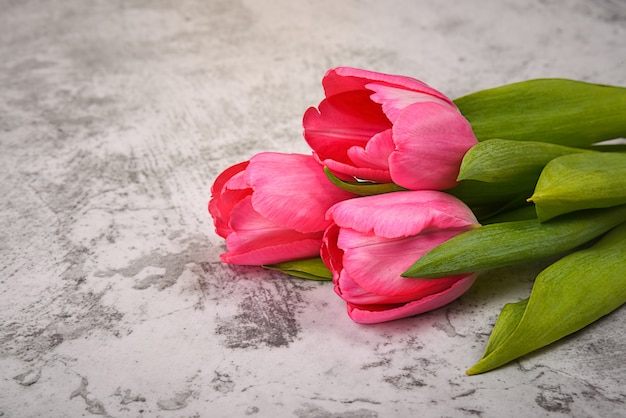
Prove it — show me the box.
[209,67,626,374]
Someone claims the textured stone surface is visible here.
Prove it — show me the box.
[1,0,625,417]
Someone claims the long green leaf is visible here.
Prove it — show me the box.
[264,257,332,281]
[402,205,626,279]
[467,221,626,375]
[530,152,626,221]
[480,205,537,224]
[445,180,533,220]
[458,139,592,183]
[454,79,626,147]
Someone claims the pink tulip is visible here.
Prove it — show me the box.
[322,190,479,324]
[209,152,355,265]
[303,67,478,191]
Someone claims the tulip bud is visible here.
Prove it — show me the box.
[321,190,479,323]
[208,152,355,265]
[304,67,478,191]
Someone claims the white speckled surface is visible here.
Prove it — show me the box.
[1,1,625,417]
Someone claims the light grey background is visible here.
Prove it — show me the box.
[1,0,625,417]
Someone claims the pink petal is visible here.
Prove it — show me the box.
[246,153,355,233]
[336,228,472,304]
[346,128,395,171]
[211,186,251,237]
[303,90,391,165]
[319,157,393,184]
[210,161,249,197]
[322,67,452,104]
[221,238,323,265]
[365,82,455,123]
[389,102,478,190]
[209,162,251,238]
[326,190,478,239]
[346,274,477,324]
[321,224,343,278]
[223,196,323,265]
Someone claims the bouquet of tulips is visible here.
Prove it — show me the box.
[208,67,626,374]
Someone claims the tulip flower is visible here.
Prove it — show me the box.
[209,152,355,265]
[303,67,478,191]
[321,190,479,323]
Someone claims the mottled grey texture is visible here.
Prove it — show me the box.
[1,0,625,417]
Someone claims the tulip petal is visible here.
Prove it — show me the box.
[389,102,478,190]
[321,190,479,323]
[222,237,323,265]
[326,191,478,239]
[246,153,355,233]
[347,128,395,171]
[313,151,391,183]
[320,158,393,184]
[211,186,251,237]
[303,90,391,165]
[345,275,477,324]
[210,161,249,196]
[209,162,251,238]
[323,67,453,105]
[321,224,343,279]
[366,82,455,123]
[337,227,470,304]
[223,196,323,265]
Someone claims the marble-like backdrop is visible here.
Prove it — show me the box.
[1,0,625,417]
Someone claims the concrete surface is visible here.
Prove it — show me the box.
[1,0,625,417]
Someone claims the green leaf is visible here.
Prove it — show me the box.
[264,257,332,281]
[445,180,533,220]
[529,152,626,221]
[458,139,592,184]
[323,167,405,196]
[453,139,591,219]
[481,205,537,224]
[480,299,528,358]
[402,204,626,279]
[467,221,626,375]
[454,79,626,147]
